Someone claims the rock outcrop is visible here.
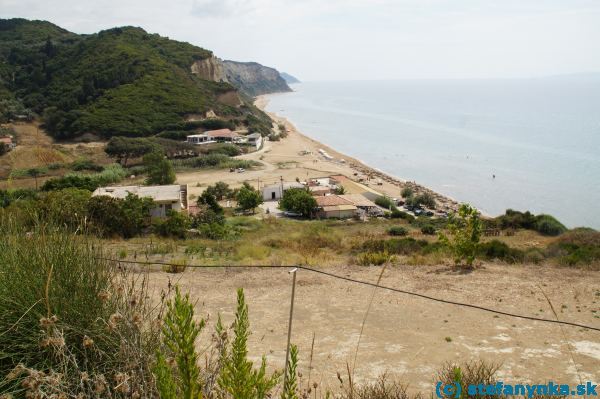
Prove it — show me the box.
[190,56,227,82]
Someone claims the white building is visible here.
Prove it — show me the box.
[92,184,188,218]
[186,133,214,145]
[245,133,263,150]
[262,182,305,201]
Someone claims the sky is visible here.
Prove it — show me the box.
[1,0,600,81]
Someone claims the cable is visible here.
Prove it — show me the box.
[99,257,600,332]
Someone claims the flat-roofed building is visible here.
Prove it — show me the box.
[92,184,188,218]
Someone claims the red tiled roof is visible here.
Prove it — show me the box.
[0,137,12,144]
[314,195,353,207]
[205,129,238,138]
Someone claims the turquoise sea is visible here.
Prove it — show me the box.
[264,77,600,228]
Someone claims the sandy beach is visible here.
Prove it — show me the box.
[177,95,460,212]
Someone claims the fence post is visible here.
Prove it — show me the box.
[283,267,298,388]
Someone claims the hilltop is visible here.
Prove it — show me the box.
[0,18,282,139]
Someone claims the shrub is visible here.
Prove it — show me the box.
[534,214,567,236]
[154,286,204,398]
[154,211,191,239]
[477,240,524,263]
[421,224,436,235]
[41,188,91,230]
[439,204,481,268]
[41,164,127,191]
[70,159,104,171]
[400,187,413,199]
[388,226,408,236]
[356,251,394,266]
[546,228,600,267]
[218,289,280,398]
[362,238,428,255]
[390,209,414,221]
[375,196,397,211]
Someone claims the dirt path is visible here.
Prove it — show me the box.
[146,263,600,394]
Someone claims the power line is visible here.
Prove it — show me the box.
[99,258,600,332]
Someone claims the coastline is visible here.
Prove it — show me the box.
[254,95,461,213]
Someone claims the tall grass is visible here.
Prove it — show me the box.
[0,217,161,397]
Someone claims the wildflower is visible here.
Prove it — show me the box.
[97,290,110,302]
[132,312,143,327]
[6,364,26,380]
[108,313,123,331]
[80,372,90,383]
[114,373,130,394]
[39,315,58,328]
[82,335,94,348]
[94,375,107,394]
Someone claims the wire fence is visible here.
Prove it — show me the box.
[99,257,600,333]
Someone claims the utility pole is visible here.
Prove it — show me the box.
[280,175,284,199]
[283,267,298,388]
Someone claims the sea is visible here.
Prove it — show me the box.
[263,77,600,228]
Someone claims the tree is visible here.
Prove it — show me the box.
[332,185,346,195]
[26,167,46,190]
[144,151,176,185]
[236,183,263,214]
[87,193,153,238]
[439,204,481,268]
[197,190,223,214]
[279,188,317,218]
[205,181,233,200]
[105,136,159,166]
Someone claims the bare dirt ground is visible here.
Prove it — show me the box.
[145,263,600,394]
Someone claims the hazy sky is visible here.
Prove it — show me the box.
[2,0,600,81]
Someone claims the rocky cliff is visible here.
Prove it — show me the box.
[191,57,291,97]
[190,56,227,82]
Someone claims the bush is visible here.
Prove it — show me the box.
[388,226,408,236]
[42,164,127,191]
[534,214,567,236]
[477,240,524,263]
[421,224,436,235]
[439,204,481,268]
[362,237,428,255]
[356,251,394,266]
[390,209,414,221]
[400,187,413,199]
[70,159,104,171]
[546,228,600,267]
[375,196,397,211]
[154,210,191,238]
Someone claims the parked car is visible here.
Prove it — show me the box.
[283,211,302,218]
[236,168,245,173]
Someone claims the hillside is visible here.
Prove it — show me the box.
[0,18,274,139]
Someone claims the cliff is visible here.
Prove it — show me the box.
[280,72,300,84]
[222,60,292,97]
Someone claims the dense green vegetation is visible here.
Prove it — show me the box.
[0,18,273,138]
[490,209,567,236]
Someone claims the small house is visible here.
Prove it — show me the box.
[314,195,358,219]
[92,184,188,218]
[205,129,242,143]
[262,182,305,201]
[245,133,263,150]
[186,134,214,145]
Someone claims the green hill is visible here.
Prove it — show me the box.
[0,18,273,139]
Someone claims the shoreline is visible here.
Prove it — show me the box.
[254,95,461,213]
